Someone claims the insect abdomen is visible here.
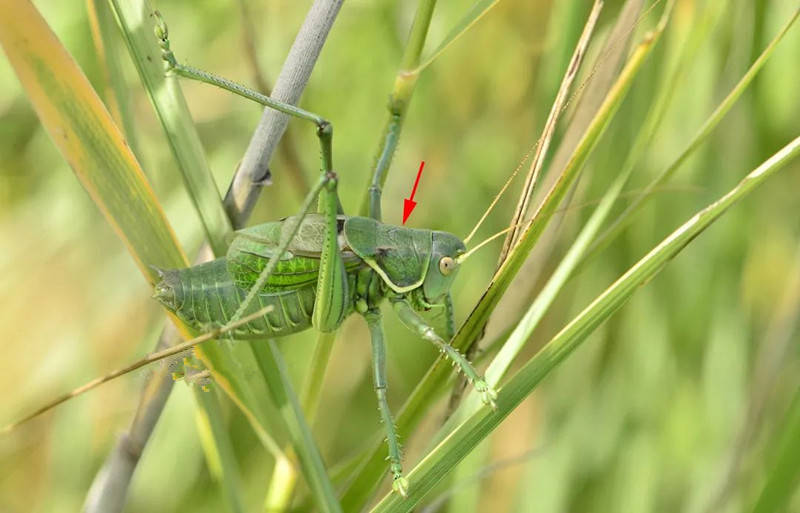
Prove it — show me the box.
[154,259,317,338]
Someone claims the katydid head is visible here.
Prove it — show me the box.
[421,223,520,303]
[421,231,466,302]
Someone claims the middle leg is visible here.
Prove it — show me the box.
[363,309,408,498]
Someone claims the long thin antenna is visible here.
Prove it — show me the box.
[499,0,603,262]
[458,225,520,264]
[1,305,273,435]
[463,150,530,245]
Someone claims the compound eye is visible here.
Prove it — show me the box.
[439,256,456,276]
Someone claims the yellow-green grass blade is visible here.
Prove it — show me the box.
[107,0,232,257]
[339,9,668,510]
[0,4,268,510]
[193,389,244,513]
[750,387,800,513]
[450,0,671,379]
[495,0,645,276]
[264,330,337,512]
[414,0,501,73]
[368,134,800,513]
[498,0,602,262]
[586,5,800,262]
[357,0,437,217]
[443,0,739,434]
[440,1,602,491]
[0,0,186,282]
[257,341,343,513]
[86,0,141,161]
[535,0,645,212]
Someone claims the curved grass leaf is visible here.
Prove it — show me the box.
[529,0,645,224]
[0,4,256,511]
[369,134,800,513]
[0,5,316,512]
[454,1,671,361]
[0,0,186,281]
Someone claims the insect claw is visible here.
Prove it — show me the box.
[484,388,499,411]
[392,476,409,499]
[474,379,498,410]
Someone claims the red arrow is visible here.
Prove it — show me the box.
[402,161,425,224]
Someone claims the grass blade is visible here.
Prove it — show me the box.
[0,0,186,280]
[498,0,603,264]
[750,387,800,513]
[358,0,438,218]
[586,6,800,260]
[451,0,706,425]
[256,341,343,513]
[0,4,256,511]
[193,390,244,513]
[454,1,671,362]
[86,0,141,160]
[540,0,645,199]
[414,0,501,73]
[368,133,800,513]
[440,0,602,484]
[107,0,232,257]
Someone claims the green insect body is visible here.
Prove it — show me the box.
[147,16,498,498]
[154,212,482,497]
[154,214,466,339]
[154,259,321,339]
[3,15,502,502]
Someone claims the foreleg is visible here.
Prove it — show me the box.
[392,300,497,409]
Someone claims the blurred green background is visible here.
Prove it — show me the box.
[1,0,799,512]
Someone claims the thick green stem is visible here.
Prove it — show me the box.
[360,0,438,219]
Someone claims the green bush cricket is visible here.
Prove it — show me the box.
[2,12,510,499]
[152,14,506,495]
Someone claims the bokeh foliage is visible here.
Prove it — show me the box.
[1,1,799,512]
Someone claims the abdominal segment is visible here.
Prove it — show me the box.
[154,259,316,338]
